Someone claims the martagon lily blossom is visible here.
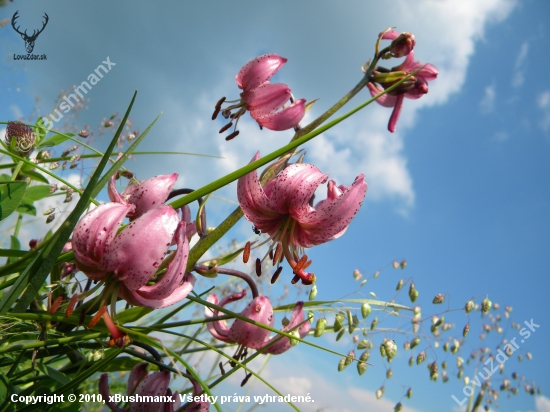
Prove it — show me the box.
[213,54,306,140]
[205,290,310,356]
[238,152,367,284]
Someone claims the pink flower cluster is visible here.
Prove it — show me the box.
[72,173,195,309]
[213,54,306,140]
[368,29,438,132]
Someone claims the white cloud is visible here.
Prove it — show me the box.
[9,105,24,120]
[536,395,550,412]
[512,41,529,88]
[480,85,496,114]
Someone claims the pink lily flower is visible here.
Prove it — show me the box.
[213,54,306,139]
[237,152,367,284]
[380,29,416,58]
[205,291,309,355]
[109,173,178,219]
[368,50,438,132]
[100,363,182,412]
[72,204,195,309]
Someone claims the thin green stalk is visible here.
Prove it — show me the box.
[10,160,23,181]
[0,332,107,355]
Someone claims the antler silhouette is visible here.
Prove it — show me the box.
[11,11,49,53]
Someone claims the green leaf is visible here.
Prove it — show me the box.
[18,169,49,184]
[24,185,51,201]
[37,133,74,148]
[15,201,36,216]
[0,181,27,221]
[116,306,153,324]
[37,363,71,385]
[1,91,138,315]
[97,356,141,372]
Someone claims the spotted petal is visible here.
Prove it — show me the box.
[262,301,310,355]
[228,296,274,349]
[235,54,287,91]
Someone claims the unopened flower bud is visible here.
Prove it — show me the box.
[314,318,327,337]
[481,297,492,313]
[432,294,445,304]
[5,121,36,157]
[465,300,475,313]
[385,31,416,58]
[361,303,372,318]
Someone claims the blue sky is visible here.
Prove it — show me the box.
[1,1,549,411]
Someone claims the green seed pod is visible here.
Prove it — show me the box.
[451,339,460,354]
[376,386,385,399]
[394,402,402,412]
[409,289,419,303]
[432,293,445,304]
[380,343,387,358]
[465,300,475,313]
[361,303,372,319]
[359,350,371,362]
[443,342,449,352]
[307,310,315,323]
[333,313,344,332]
[442,361,447,370]
[416,351,426,365]
[281,317,290,327]
[396,279,404,291]
[335,328,346,341]
[456,356,464,367]
[358,339,371,349]
[403,341,410,350]
[457,369,463,379]
[353,269,363,280]
[386,368,393,379]
[373,271,380,278]
[350,314,359,334]
[406,387,412,398]
[370,317,378,330]
[338,357,346,372]
[357,361,367,376]
[360,279,367,287]
[346,310,353,333]
[481,297,492,313]
[408,356,414,367]
[309,284,317,301]
[463,323,470,337]
[384,340,398,360]
[314,318,327,337]
[410,336,420,349]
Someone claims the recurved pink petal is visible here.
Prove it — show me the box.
[130,371,171,412]
[123,174,178,219]
[127,363,149,395]
[228,296,274,349]
[100,374,126,412]
[72,202,134,278]
[262,301,310,355]
[388,95,404,132]
[380,29,400,40]
[235,54,287,91]
[237,152,283,232]
[121,273,196,309]
[252,98,306,131]
[293,174,368,247]
[266,163,328,218]
[205,291,247,343]
[134,222,189,299]
[102,205,179,290]
[242,83,291,114]
[367,83,398,108]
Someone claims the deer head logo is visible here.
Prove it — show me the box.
[11,11,49,54]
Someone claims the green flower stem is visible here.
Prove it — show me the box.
[10,160,24,181]
[13,213,23,238]
[0,332,107,355]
